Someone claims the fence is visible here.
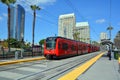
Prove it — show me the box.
[0,46,43,59]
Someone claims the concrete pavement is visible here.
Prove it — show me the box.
[78,53,120,80]
[0,56,45,66]
[0,52,119,80]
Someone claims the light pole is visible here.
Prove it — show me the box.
[107,26,113,40]
[107,0,113,41]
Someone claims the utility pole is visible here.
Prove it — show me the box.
[107,0,113,41]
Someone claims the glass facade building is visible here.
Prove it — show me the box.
[10,4,25,41]
[114,31,120,49]
[10,5,16,39]
[16,5,25,41]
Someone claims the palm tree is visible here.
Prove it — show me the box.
[73,32,80,41]
[31,5,41,56]
[1,0,16,52]
[107,26,113,40]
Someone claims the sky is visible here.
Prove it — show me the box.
[0,0,120,44]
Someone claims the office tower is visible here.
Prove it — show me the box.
[10,4,25,41]
[58,13,75,39]
[10,5,16,39]
[100,32,108,41]
[75,22,90,43]
[114,31,120,49]
[16,4,25,41]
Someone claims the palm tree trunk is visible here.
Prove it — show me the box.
[32,10,36,56]
[8,5,11,52]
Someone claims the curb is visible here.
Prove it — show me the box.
[0,57,46,66]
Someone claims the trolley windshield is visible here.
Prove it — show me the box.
[46,37,56,49]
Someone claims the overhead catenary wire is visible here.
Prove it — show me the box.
[109,0,112,26]
[42,9,58,19]
[20,0,58,26]
[26,10,58,26]
[64,0,100,41]
[64,0,86,21]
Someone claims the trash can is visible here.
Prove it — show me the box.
[15,50,21,59]
[20,49,24,59]
[114,51,119,60]
[15,51,19,59]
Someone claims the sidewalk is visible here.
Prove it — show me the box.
[78,54,120,80]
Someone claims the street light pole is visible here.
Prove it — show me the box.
[107,26,113,40]
[107,0,113,41]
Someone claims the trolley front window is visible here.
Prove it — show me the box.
[46,38,56,49]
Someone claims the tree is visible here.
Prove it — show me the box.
[1,0,16,52]
[39,39,45,46]
[0,39,8,47]
[6,38,23,48]
[73,32,80,41]
[31,5,41,56]
[107,26,113,40]
[92,41,100,46]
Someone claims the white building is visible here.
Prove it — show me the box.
[100,32,108,41]
[58,13,76,39]
[75,22,90,43]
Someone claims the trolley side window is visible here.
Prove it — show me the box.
[71,45,75,51]
[58,42,61,49]
[46,38,56,49]
[62,43,68,50]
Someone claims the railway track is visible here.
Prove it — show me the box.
[0,52,101,80]
[17,52,100,80]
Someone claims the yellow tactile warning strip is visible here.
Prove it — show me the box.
[119,57,120,64]
[58,52,105,80]
[0,57,46,66]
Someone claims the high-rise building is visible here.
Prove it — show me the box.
[58,13,75,39]
[16,5,25,41]
[10,4,25,41]
[10,5,16,39]
[100,32,108,41]
[114,31,120,49]
[75,22,90,43]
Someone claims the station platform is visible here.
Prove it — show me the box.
[78,53,120,80]
[58,52,120,80]
[0,56,45,66]
[0,52,120,80]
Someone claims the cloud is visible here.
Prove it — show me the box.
[117,22,120,26]
[0,16,2,21]
[86,16,92,19]
[26,0,56,5]
[16,0,56,8]
[16,0,56,14]
[2,13,7,17]
[96,19,106,24]
[0,13,8,21]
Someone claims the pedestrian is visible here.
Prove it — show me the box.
[108,50,111,60]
